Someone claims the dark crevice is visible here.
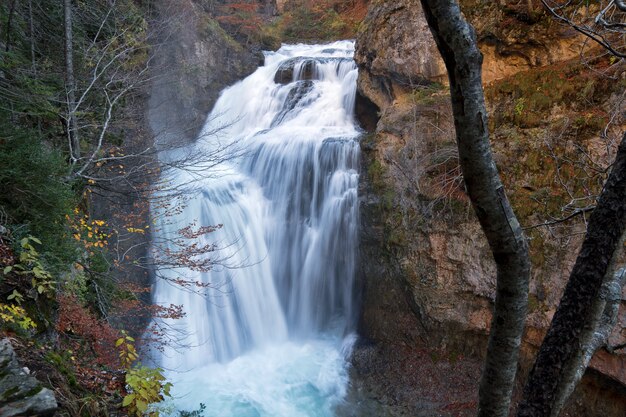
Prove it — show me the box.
[355,91,380,133]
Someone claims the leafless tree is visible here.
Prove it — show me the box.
[64,0,80,163]
[417,2,531,416]
[542,1,626,57]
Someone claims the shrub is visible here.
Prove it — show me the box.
[0,127,77,271]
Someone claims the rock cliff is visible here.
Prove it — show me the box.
[148,0,266,147]
[354,1,626,415]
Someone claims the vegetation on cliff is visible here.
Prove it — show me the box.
[356,1,626,416]
[420,1,626,417]
[0,0,268,415]
[0,0,170,414]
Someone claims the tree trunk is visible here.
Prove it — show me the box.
[517,134,626,417]
[5,0,17,52]
[28,0,35,73]
[64,0,80,162]
[418,2,531,417]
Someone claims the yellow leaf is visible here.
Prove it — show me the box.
[122,394,135,407]
[136,400,148,413]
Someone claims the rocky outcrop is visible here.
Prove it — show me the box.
[355,0,585,102]
[355,0,446,109]
[0,339,57,417]
[274,57,353,83]
[355,0,626,415]
[148,0,263,147]
[462,0,584,84]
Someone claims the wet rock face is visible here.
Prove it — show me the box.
[355,0,447,94]
[0,339,57,417]
[271,80,315,127]
[274,59,318,84]
[273,57,354,84]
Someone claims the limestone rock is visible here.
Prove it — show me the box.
[355,0,626,414]
[0,339,57,417]
[355,0,447,92]
[148,0,261,147]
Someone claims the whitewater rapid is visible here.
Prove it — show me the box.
[150,41,361,417]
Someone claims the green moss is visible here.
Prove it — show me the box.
[408,83,446,106]
[501,127,604,226]
[45,352,78,387]
[448,349,461,364]
[24,385,44,397]
[384,211,407,249]
[487,59,615,129]
[367,159,387,194]
[200,16,241,52]
[1,386,21,401]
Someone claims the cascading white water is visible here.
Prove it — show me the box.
[150,41,361,417]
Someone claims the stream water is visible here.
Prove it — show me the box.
[150,41,361,417]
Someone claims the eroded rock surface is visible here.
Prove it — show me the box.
[355,1,626,415]
[0,339,57,417]
[355,0,446,108]
[148,0,262,147]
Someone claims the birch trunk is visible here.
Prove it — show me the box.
[28,0,35,73]
[418,2,531,417]
[64,0,80,162]
[5,0,17,52]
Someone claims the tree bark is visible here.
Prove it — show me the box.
[28,0,35,73]
[5,0,17,52]
[64,0,80,162]
[418,2,531,417]
[548,267,626,416]
[517,133,626,417]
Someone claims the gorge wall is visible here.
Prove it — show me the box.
[354,0,626,415]
[122,0,626,414]
[148,0,269,147]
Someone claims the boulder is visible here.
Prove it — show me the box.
[0,339,57,417]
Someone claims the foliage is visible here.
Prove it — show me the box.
[0,303,36,332]
[0,1,187,415]
[179,403,206,417]
[123,365,172,417]
[68,211,111,251]
[275,1,348,42]
[117,331,139,368]
[251,0,367,44]
[57,294,121,367]
[118,332,172,417]
[217,2,266,45]
[45,350,79,387]
[3,236,56,298]
[0,131,77,270]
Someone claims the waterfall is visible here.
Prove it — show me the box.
[150,41,361,417]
